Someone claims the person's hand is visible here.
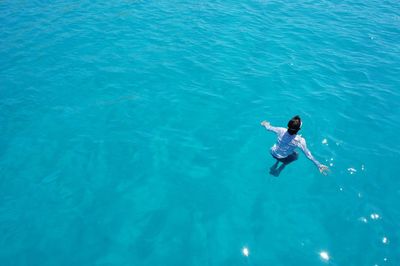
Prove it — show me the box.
[319,165,329,175]
[261,120,270,127]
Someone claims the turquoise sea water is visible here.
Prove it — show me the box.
[1,1,400,265]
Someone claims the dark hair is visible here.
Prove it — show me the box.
[287,115,301,135]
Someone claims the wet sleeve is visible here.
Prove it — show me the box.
[298,138,321,168]
[264,124,284,135]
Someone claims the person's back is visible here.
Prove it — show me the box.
[270,128,299,158]
[261,115,329,175]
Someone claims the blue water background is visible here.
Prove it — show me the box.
[1,1,400,265]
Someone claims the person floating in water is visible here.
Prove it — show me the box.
[261,115,329,176]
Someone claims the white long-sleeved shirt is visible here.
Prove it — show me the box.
[264,123,321,167]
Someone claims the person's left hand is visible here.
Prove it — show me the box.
[261,120,270,127]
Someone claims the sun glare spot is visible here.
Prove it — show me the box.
[320,251,329,261]
[242,247,249,257]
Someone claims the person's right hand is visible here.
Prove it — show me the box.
[261,120,270,127]
[319,165,329,175]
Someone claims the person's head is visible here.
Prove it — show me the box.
[287,115,302,135]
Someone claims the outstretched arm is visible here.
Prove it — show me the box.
[298,138,329,175]
[261,120,282,134]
